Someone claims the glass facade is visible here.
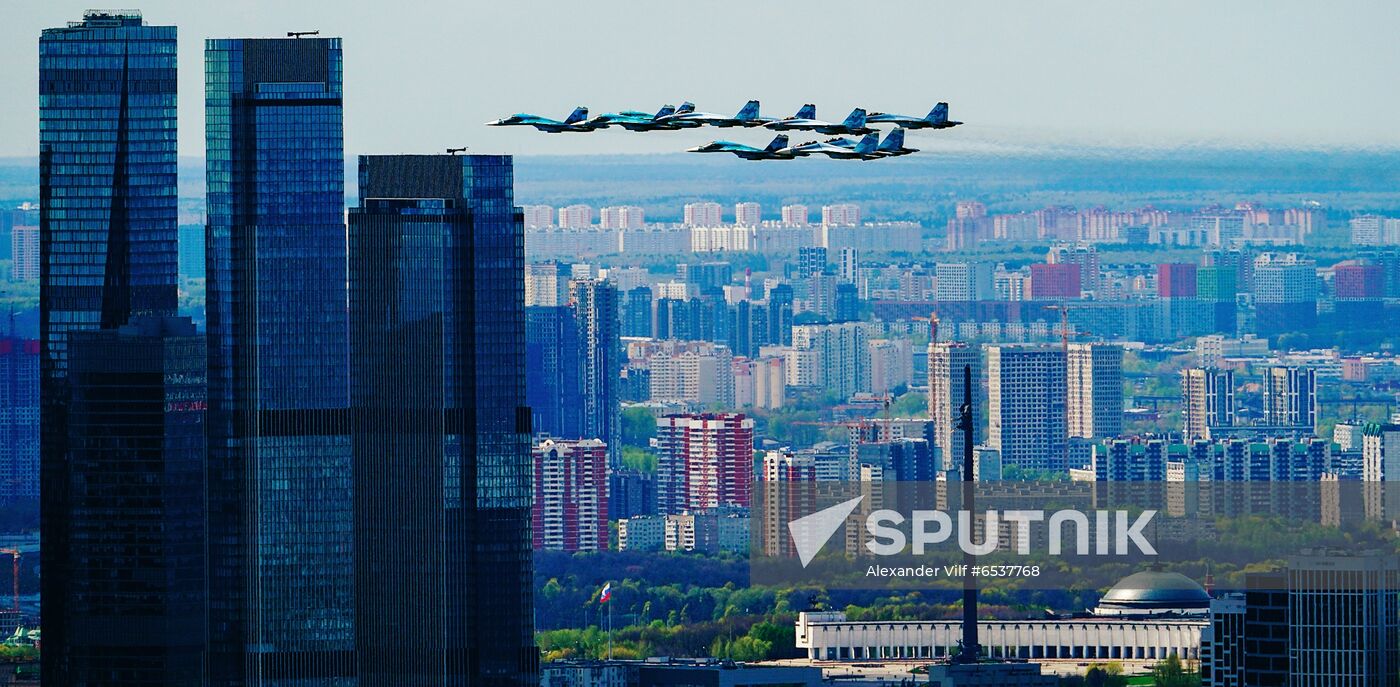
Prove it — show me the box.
[64,316,206,686]
[38,12,180,685]
[204,37,354,685]
[350,154,536,686]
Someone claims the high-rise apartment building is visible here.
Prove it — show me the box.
[349,154,536,684]
[1047,242,1100,290]
[822,203,860,227]
[790,322,869,398]
[600,205,644,229]
[1067,343,1123,440]
[1252,253,1318,336]
[656,413,754,515]
[9,226,38,282]
[204,35,354,685]
[526,305,585,439]
[1263,366,1317,431]
[522,204,555,228]
[735,202,761,227]
[623,285,654,338]
[1182,368,1235,439]
[557,204,594,229]
[934,262,995,301]
[525,261,570,306]
[532,438,609,553]
[838,247,859,283]
[570,279,621,463]
[1030,262,1082,299]
[928,342,980,470]
[1157,263,1198,298]
[40,12,181,684]
[987,345,1067,472]
[0,338,38,502]
[684,201,723,227]
[782,204,810,226]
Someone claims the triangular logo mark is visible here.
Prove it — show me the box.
[788,495,865,568]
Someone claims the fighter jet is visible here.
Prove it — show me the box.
[656,100,774,128]
[865,102,962,130]
[784,133,883,160]
[486,106,595,133]
[686,134,796,161]
[819,128,919,158]
[765,105,875,136]
[583,104,681,131]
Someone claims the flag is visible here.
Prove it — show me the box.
[599,582,612,604]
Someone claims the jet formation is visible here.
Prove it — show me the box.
[485,100,961,161]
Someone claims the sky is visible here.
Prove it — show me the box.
[1,0,1398,158]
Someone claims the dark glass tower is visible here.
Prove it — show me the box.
[526,305,584,438]
[204,37,352,684]
[569,279,621,464]
[38,11,180,684]
[350,154,536,686]
[64,316,206,686]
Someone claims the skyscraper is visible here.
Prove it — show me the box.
[1182,368,1235,440]
[526,305,585,439]
[39,12,180,684]
[570,279,622,464]
[928,342,980,471]
[987,345,1067,473]
[1066,343,1123,440]
[623,285,654,338]
[349,154,536,685]
[1263,365,1317,431]
[63,316,206,686]
[204,36,353,684]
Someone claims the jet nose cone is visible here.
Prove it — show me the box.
[685,145,705,153]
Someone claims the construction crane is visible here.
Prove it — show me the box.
[0,549,17,612]
[910,310,940,344]
[286,30,320,38]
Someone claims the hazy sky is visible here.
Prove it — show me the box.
[2,0,1398,158]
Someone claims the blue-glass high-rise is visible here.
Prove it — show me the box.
[38,11,181,685]
[350,154,536,686]
[204,36,352,685]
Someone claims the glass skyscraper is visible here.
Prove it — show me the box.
[38,11,181,684]
[204,36,353,684]
[349,154,536,686]
[64,316,207,686]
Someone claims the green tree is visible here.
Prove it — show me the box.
[621,406,657,448]
[1151,653,1198,687]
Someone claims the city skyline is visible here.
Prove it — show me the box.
[4,1,1400,160]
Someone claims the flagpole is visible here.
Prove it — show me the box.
[608,598,613,660]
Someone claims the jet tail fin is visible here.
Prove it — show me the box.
[853,133,878,155]
[793,103,816,120]
[564,106,589,124]
[842,108,867,130]
[654,104,676,119]
[736,100,761,121]
[676,101,696,115]
[764,134,790,153]
[927,102,949,124]
[878,128,905,153]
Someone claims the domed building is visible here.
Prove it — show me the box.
[796,568,1210,663]
[1092,570,1211,617]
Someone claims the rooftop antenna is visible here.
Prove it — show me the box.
[446,147,468,155]
[287,30,319,38]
